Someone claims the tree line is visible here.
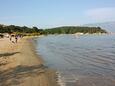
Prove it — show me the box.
[0,24,43,33]
[0,24,107,35]
[43,26,107,34]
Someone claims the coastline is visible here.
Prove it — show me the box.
[0,37,57,86]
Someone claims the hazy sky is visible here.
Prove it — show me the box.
[0,0,115,28]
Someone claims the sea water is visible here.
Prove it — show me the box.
[35,34,115,86]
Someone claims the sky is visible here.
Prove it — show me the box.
[0,0,115,28]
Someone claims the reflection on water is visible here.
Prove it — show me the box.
[35,34,115,86]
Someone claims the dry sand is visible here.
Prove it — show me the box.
[0,37,57,86]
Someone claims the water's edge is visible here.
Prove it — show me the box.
[31,37,59,86]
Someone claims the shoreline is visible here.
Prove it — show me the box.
[30,37,58,86]
[0,37,57,86]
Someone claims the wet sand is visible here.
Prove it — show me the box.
[0,37,57,86]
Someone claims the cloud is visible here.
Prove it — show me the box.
[85,7,115,22]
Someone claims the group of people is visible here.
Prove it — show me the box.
[9,35,19,43]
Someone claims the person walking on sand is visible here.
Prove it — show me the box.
[11,35,15,43]
[15,35,18,43]
[9,36,12,41]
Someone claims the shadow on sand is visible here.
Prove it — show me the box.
[0,64,47,86]
[0,52,20,58]
[0,52,20,66]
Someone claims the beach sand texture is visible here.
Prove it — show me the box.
[0,37,57,86]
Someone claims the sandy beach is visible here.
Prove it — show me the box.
[0,37,57,86]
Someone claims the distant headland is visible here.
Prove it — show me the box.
[0,24,107,36]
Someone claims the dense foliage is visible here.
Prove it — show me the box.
[43,26,107,34]
[0,24,107,35]
[0,24,43,35]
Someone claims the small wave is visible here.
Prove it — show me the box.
[56,71,66,86]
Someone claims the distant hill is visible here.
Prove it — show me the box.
[84,21,115,32]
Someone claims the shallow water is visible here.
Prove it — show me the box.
[35,34,115,86]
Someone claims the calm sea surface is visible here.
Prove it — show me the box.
[35,34,115,86]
